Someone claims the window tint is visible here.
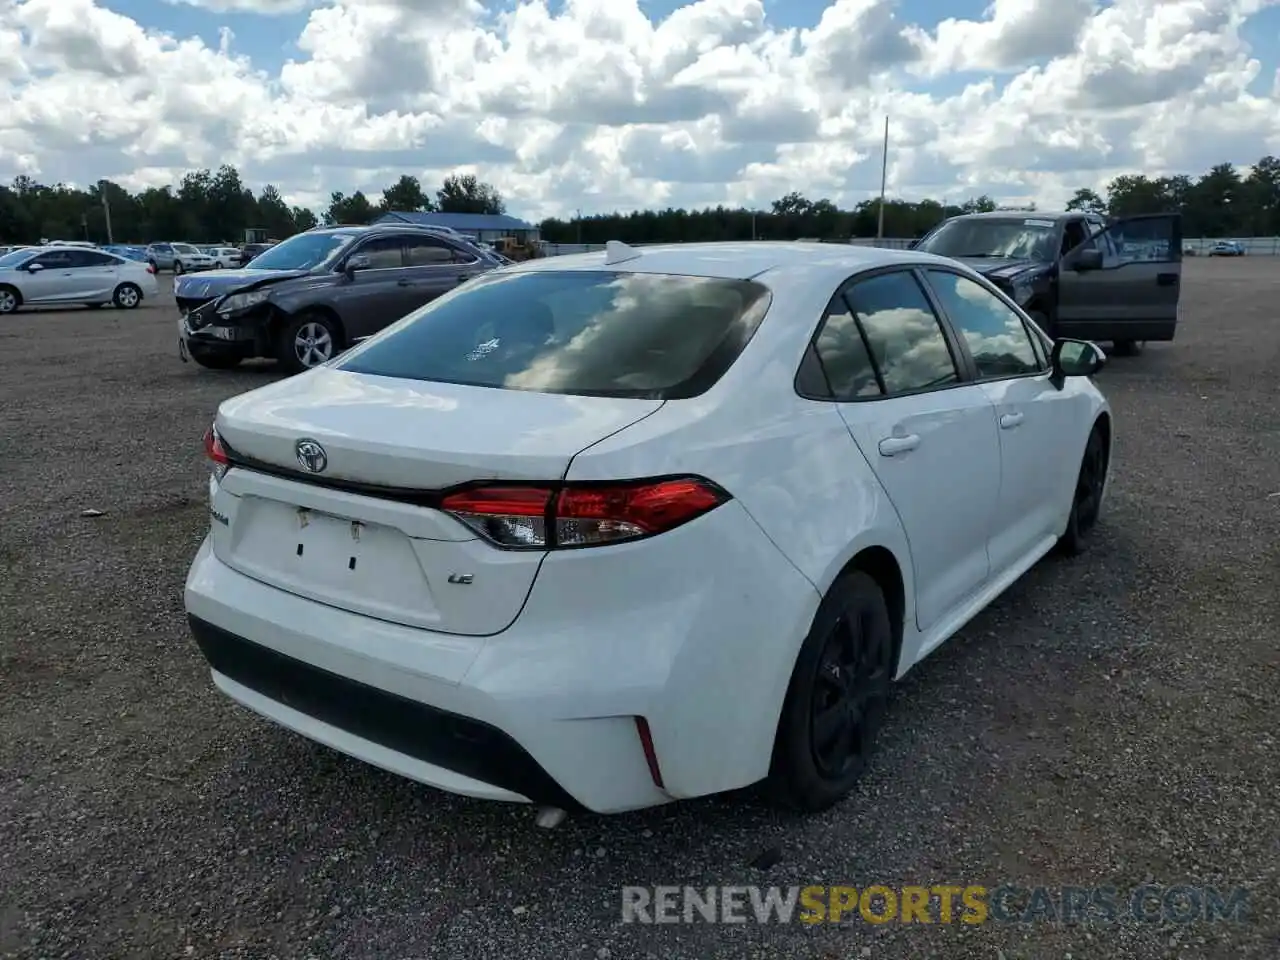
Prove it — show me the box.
[1060,220,1088,256]
[354,236,403,270]
[339,270,772,400]
[843,272,958,395]
[925,271,1042,378]
[67,250,116,267]
[813,296,881,399]
[405,237,460,266]
[32,251,73,268]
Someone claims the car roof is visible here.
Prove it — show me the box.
[502,241,964,284]
[949,210,1082,221]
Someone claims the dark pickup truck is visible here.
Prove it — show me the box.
[913,211,1182,355]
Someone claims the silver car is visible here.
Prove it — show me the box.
[145,242,216,274]
[0,245,161,313]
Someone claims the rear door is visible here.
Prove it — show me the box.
[820,268,1002,632]
[1056,213,1182,344]
[69,250,122,300]
[329,236,410,339]
[399,234,472,313]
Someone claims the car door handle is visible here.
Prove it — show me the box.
[999,412,1024,430]
[1157,273,1178,286]
[878,434,920,457]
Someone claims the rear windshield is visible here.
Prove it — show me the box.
[337,270,773,399]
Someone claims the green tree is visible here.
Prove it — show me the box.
[436,173,505,214]
[1065,187,1107,215]
[380,175,434,213]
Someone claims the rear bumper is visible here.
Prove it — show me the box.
[184,498,819,813]
[189,614,582,809]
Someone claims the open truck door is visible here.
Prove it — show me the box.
[1056,213,1182,354]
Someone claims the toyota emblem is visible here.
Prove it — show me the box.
[295,439,327,474]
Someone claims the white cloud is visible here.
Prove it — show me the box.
[0,0,1278,219]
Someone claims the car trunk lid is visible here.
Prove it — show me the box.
[209,369,663,635]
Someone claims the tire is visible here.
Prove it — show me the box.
[276,312,341,374]
[1111,340,1144,357]
[766,570,895,812]
[189,348,243,370]
[113,283,142,310]
[0,285,21,314]
[174,260,185,276]
[1058,424,1108,557]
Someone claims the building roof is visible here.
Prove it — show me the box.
[377,211,537,232]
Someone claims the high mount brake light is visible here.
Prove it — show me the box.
[440,478,730,549]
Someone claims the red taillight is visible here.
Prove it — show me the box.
[203,425,230,481]
[440,477,728,549]
[146,263,156,274]
[203,425,229,464]
[635,717,665,789]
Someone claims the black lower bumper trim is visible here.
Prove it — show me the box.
[188,615,583,810]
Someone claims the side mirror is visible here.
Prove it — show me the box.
[26,262,44,273]
[1073,248,1103,272]
[344,254,370,277]
[1051,338,1105,387]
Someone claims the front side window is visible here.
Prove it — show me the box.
[842,271,959,395]
[924,271,1042,378]
[31,250,73,269]
[338,270,772,400]
[352,236,405,270]
[916,217,1058,261]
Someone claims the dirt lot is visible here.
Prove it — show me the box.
[1,260,1278,960]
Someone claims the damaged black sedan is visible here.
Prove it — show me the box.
[175,224,501,373]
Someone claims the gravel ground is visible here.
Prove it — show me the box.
[1,261,1278,960]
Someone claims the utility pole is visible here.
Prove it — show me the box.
[876,115,889,242]
[575,208,582,244]
[100,180,114,245]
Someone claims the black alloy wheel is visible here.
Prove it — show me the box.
[767,571,895,812]
[1059,425,1107,556]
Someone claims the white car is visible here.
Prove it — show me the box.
[207,247,242,270]
[185,241,1112,816]
[0,244,160,313]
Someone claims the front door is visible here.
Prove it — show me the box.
[21,250,75,303]
[921,267,1075,573]
[1056,213,1182,344]
[66,250,122,301]
[822,269,1001,632]
[330,236,409,340]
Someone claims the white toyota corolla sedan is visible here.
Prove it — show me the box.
[185,241,1112,816]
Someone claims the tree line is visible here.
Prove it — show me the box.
[2,156,1277,247]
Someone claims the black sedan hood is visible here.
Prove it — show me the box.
[953,257,1049,283]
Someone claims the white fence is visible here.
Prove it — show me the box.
[539,236,1280,257]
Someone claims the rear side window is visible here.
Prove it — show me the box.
[843,271,959,395]
[812,296,882,398]
[338,270,773,400]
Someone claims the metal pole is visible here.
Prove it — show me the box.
[876,115,889,241]
[752,212,757,240]
[576,209,582,244]
[100,181,114,245]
